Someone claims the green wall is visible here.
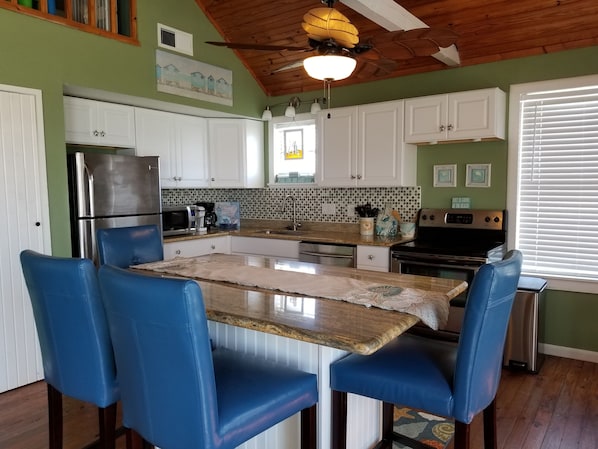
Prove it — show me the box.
[0,1,266,257]
[2,1,598,354]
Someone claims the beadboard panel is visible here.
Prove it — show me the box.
[207,321,381,449]
[0,85,50,392]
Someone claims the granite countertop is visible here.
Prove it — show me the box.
[133,254,467,355]
[164,219,411,247]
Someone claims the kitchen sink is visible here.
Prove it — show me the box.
[253,229,307,236]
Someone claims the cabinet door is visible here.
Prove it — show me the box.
[164,236,231,259]
[64,97,135,147]
[136,109,209,188]
[358,101,404,186]
[317,107,358,187]
[208,119,245,188]
[404,95,447,143]
[135,108,178,187]
[447,88,505,140]
[356,246,389,272]
[64,97,98,145]
[176,115,210,188]
[231,236,300,259]
[96,102,136,147]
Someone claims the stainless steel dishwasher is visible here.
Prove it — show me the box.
[298,242,356,268]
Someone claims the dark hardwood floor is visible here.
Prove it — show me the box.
[0,355,596,449]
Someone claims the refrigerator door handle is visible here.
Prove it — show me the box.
[84,162,95,217]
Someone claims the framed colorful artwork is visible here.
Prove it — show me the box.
[284,129,303,160]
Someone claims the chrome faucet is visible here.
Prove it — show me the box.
[283,195,301,231]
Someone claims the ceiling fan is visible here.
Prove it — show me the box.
[205,0,458,80]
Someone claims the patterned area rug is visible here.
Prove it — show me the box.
[393,406,455,449]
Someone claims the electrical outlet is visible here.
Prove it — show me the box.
[322,203,336,215]
[347,204,356,216]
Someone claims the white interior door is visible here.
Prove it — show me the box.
[0,84,51,392]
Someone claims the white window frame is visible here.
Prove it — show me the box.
[267,113,316,187]
[508,74,598,294]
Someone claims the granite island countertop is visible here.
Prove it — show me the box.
[133,254,466,355]
[164,219,411,247]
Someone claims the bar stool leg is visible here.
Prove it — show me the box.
[331,390,348,449]
[47,384,63,449]
[98,403,117,449]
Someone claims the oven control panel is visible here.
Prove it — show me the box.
[418,208,505,230]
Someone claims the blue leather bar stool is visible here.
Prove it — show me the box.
[19,250,120,449]
[98,264,318,449]
[330,250,522,449]
[96,224,163,267]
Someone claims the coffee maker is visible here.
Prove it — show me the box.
[196,202,217,231]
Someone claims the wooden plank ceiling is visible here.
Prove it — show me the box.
[194,0,598,97]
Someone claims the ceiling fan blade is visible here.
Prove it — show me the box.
[206,41,310,52]
[373,42,417,60]
[391,28,459,49]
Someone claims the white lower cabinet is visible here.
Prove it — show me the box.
[356,246,390,272]
[231,236,300,259]
[163,236,231,259]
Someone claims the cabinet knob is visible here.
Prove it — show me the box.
[100,130,106,137]
[93,130,99,136]
[211,244,216,250]
[175,249,181,255]
[356,174,362,180]
[439,125,445,132]
[35,222,41,227]
[368,254,374,260]
[447,124,454,131]
[211,177,215,182]
[351,175,356,179]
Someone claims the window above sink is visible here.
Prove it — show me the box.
[268,114,316,186]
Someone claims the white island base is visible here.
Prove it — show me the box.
[208,321,382,449]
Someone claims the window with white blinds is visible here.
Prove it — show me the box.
[516,85,598,284]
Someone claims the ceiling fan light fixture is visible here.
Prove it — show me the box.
[303,55,357,81]
[261,106,273,121]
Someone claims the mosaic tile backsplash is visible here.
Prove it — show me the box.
[162,186,421,223]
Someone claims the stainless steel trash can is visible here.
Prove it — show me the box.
[503,276,547,373]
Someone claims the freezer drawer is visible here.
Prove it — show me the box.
[503,276,547,373]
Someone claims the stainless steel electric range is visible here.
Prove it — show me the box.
[391,208,507,340]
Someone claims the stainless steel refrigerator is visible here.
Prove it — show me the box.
[68,152,161,264]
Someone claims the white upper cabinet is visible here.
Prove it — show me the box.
[404,88,506,144]
[317,106,357,187]
[207,119,264,188]
[135,108,209,188]
[318,100,416,187]
[64,97,136,148]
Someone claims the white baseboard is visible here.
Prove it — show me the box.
[539,343,598,364]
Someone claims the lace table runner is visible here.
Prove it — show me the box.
[134,255,449,329]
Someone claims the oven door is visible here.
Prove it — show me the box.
[391,251,482,339]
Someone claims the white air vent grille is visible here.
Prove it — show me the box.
[157,23,193,56]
